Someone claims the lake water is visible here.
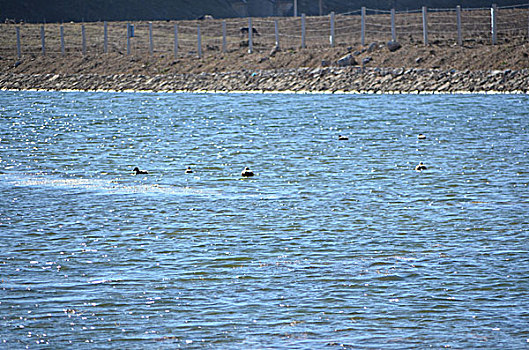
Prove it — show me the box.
[1,91,528,349]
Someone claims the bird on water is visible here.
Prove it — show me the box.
[338,135,349,140]
[241,167,254,177]
[185,166,193,174]
[133,167,149,175]
[417,134,426,140]
[415,162,427,171]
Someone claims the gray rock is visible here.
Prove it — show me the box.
[362,57,372,65]
[269,45,280,57]
[337,54,357,67]
[321,60,330,67]
[387,41,402,52]
[367,42,378,52]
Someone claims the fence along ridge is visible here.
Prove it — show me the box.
[4,4,529,59]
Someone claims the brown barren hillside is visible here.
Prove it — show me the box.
[3,41,527,75]
[1,7,528,92]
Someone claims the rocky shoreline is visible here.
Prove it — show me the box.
[1,67,528,93]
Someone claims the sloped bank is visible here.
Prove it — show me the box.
[1,67,528,93]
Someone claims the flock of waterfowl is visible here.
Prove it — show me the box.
[339,133,428,172]
[133,134,428,177]
[133,165,254,177]
[414,134,428,171]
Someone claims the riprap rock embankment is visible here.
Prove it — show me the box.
[1,67,528,93]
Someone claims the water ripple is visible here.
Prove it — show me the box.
[1,91,528,349]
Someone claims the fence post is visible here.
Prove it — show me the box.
[330,11,335,47]
[319,0,323,16]
[422,6,428,45]
[294,0,297,17]
[16,27,21,59]
[456,5,462,46]
[274,19,280,49]
[197,24,202,58]
[104,21,108,53]
[361,7,366,46]
[149,22,153,55]
[82,24,86,55]
[41,25,45,55]
[222,20,227,53]
[127,23,131,55]
[391,8,396,41]
[60,25,65,55]
[491,3,497,45]
[301,13,306,48]
[248,17,253,53]
[174,24,178,58]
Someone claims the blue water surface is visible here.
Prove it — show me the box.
[1,91,528,349]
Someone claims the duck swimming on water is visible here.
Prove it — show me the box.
[415,162,427,171]
[133,167,149,175]
[241,167,254,177]
[417,134,426,140]
[338,135,349,140]
[185,166,193,174]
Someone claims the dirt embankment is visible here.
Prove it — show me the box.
[1,11,529,93]
[3,38,529,75]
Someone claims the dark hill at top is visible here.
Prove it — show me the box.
[0,0,237,22]
[1,0,528,23]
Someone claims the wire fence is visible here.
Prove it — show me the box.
[1,4,528,59]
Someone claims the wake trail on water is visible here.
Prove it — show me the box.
[2,173,222,197]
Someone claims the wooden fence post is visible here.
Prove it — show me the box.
[149,22,153,55]
[422,6,428,45]
[248,17,253,53]
[104,21,108,53]
[82,24,86,55]
[294,0,297,17]
[491,3,497,45]
[197,24,202,58]
[319,0,323,16]
[60,25,65,55]
[274,19,280,48]
[16,27,21,59]
[361,7,366,46]
[174,24,178,58]
[301,13,306,48]
[391,8,396,41]
[222,20,227,53]
[41,25,45,55]
[456,5,462,46]
[330,11,335,47]
[127,23,131,55]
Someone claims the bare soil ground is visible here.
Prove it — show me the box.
[3,41,528,76]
